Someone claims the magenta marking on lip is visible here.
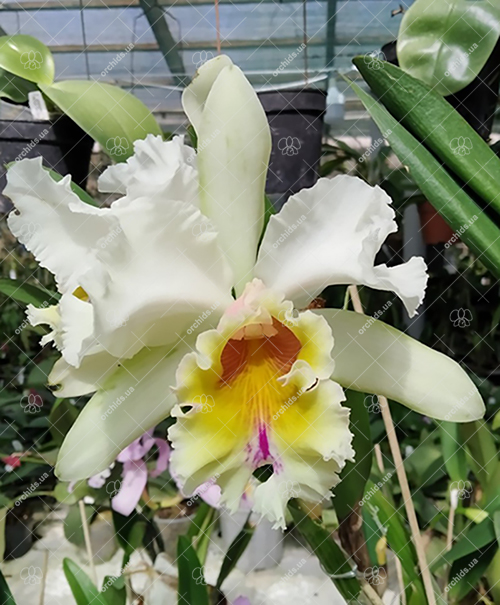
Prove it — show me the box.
[258,424,270,460]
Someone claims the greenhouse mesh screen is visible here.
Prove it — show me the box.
[0,0,413,125]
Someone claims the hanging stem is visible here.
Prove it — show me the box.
[78,500,97,586]
[215,0,221,54]
[348,285,436,605]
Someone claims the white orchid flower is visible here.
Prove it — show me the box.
[5,55,484,529]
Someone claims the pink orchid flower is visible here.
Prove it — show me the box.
[90,429,170,517]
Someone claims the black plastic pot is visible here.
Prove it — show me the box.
[0,115,93,211]
[381,40,500,140]
[258,89,326,198]
[4,505,35,560]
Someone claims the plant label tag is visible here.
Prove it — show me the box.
[28,91,50,121]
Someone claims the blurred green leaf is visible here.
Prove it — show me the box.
[100,576,126,605]
[64,504,93,547]
[448,546,497,600]
[288,499,360,600]
[0,277,58,307]
[0,567,16,605]
[63,557,107,605]
[433,517,495,569]
[112,509,147,566]
[216,516,254,590]
[439,421,468,483]
[0,35,54,85]
[40,80,162,162]
[0,67,37,103]
[177,535,209,605]
[397,0,500,95]
[363,479,424,599]
[333,390,372,519]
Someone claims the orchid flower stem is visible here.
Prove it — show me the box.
[362,581,384,605]
[39,550,48,605]
[78,500,97,586]
[347,285,437,605]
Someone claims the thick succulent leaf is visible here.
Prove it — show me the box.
[353,56,500,220]
[40,80,162,162]
[0,35,54,85]
[397,0,500,96]
[318,309,485,422]
[0,67,37,103]
[348,77,500,278]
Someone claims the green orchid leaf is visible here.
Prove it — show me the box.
[100,576,126,605]
[177,536,209,605]
[347,77,500,279]
[216,516,254,590]
[461,421,499,489]
[0,35,54,85]
[439,421,468,484]
[433,517,495,570]
[333,389,373,520]
[63,558,108,605]
[40,80,162,162]
[0,568,16,605]
[397,0,500,96]
[0,67,37,103]
[362,479,424,597]
[448,546,497,600]
[0,277,58,307]
[288,500,360,600]
[352,56,500,219]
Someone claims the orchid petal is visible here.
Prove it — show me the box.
[83,194,233,359]
[183,56,272,292]
[98,135,198,206]
[6,157,114,294]
[56,342,186,481]
[318,309,485,422]
[254,175,427,316]
[49,351,120,397]
[6,156,233,363]
[112,459,148,517]
[150,439,171,478]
